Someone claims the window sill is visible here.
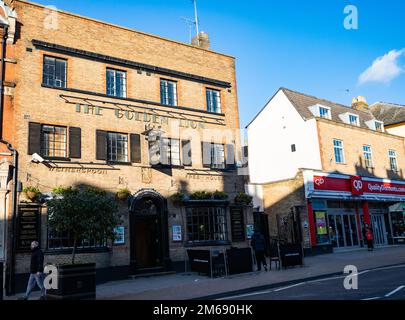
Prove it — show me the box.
[44,247,110,255]
[107,161,132,166]
[185,240,231,248]
[151,164,185,169]
[44,156,71,162]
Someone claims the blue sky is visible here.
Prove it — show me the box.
[32,0,405,127]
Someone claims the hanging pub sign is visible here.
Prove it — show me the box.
[17,206,41,252]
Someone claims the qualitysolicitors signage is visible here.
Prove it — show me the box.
[313,175,405,197]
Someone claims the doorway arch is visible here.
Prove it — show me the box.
[129,189,169,273]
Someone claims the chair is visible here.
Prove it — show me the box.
[268,240,281,270]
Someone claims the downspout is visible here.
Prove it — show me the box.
[0,25,18,295]
[0,139,17,295]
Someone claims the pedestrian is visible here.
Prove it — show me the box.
[19,241,46,300]
[364,224,374,251]
[251,229,268,271]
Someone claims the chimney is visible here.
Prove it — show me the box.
[352,96,369,113]
[192,31,210,50]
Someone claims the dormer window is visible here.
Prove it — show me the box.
[308,104,331,119]
[339,112,360,126]
[375,121,384,132]
[319,106,331,119]
[348,114,359,126]
[365,120,384,132]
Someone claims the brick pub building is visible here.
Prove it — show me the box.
[0,0,252,292]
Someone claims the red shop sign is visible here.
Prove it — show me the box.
[313,175,405,196]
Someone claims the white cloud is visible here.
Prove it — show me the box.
[358,49,405,85]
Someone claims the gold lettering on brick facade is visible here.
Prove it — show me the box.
[49,168,108,175]
[186,174,223,181]
[76,104,103,116]
[78,105,204,128]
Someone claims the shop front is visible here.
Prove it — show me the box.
[304,171,405,251]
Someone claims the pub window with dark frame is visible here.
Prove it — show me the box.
[202,143,226,169]
[106,68,127,98]
[149,137,181,167]
[47,228,106,251]
[186,207,228,244]
[43,55,67,88]
[107,132,129,163]
[40,125,67,158]
[206,88,221,113]
[160,79,178,106]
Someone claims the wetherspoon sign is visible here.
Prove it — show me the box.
[313,175,405,197]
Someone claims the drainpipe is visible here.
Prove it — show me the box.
[0,25,8,138]
[0,25,18,295]
[0,139,18,295]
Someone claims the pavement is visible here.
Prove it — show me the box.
[4,245,405,300]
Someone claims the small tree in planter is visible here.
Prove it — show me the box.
[234,192,253,206]
[46,187,121,299]
[23,186,41,202]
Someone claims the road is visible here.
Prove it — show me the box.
[220,264,405,300]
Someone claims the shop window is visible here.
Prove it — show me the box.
[43,56,67,88]
[40,125,67,158]
[107,132,129,163]
[186,207,228,244]
[390,211,405,237]
[206,88,222,113]
[160,79,178,106]
[106,68,127,98]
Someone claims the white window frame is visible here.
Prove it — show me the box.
[374,121,384,132]
[333,139,345,164]
[348,113,360,126]
[318,106,331,119]
[389,149,398,172]
[363,145,373,168]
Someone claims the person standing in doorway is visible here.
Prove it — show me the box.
[364,224,374,251]
[251,230,268,271]
[19,241,46,300]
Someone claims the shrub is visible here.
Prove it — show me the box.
[213,190,228,200]
[86,186,107,196]
[52,186,77,195]
[23,186,41,194]
[116,188,131,201]
[190,191,213,200]
[234,192,253,206]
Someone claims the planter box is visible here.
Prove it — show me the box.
[46,263,96,300]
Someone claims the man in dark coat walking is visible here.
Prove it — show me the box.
[251,230,268,271]
[19,241,46,300]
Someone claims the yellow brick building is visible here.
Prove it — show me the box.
[0,0,252,291]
